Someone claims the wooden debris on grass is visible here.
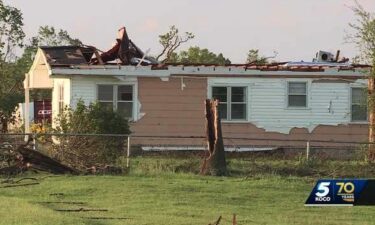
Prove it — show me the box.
[0,139,78,175]
[0,182,39,188]
[49,193,65,196]
[82,217,131,220]
[54,208,108,212]
[86,164,125,175]
[35,201,86,205]
[208,216,222,225]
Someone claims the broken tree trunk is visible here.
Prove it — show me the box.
[201,99,227,176]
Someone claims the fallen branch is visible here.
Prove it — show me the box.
[34,201,86,205]
[1,177,38,184]
[208,216,222,225]
[0,182,40,188]
[49,193,64,196]
[54,208,108,212]
[82,217,131,220]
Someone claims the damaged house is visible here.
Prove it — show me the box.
[24,27,370,151]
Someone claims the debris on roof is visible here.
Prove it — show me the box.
[90,27,158,66]
[41,46,95,66]
[41,26,159,67]
[39,27,370,73]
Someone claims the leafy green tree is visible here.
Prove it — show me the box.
[348,2,375,64]
[348,1,375,160]
[21,26,82,70]
[0,0,25,132]
[246,49,269,64]
[34,25,82,47]
[156,25,194,63]
[20,26,82,101]
[166,46,231,65]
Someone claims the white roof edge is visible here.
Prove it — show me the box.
[50,66,368,78]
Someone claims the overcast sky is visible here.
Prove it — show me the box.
[4,0,375,63]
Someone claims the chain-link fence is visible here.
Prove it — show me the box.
[1,133,373,176]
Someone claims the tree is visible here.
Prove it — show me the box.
[348,2,375,64]
[246,49,279,65]
[20,26,83,102]
[348,1,375,161]
[166,46,231,65]
[21,25,82,69]
[156,25,194,63]
[0,0,25,133]
[246,49,268,64]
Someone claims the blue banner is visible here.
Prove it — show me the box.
[305,179,375,206]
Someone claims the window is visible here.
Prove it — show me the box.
[212,86,247,120]
[351,88,367,122]
[288,82,307,107]
[98,85,133,118]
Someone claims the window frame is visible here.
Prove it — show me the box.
[287,81,308,108]
[97,84,136,120]
[211,86,248,121]
[350,87,368,123]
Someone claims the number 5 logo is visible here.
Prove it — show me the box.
[316,182,330,197]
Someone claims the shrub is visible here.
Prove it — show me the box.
[52,100,130,170]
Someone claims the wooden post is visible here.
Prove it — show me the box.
[24,73,30,141]
[232,214,237,225]
[306,141,310,161]
[368,77,375,161]
[33,134,38,151]
[200,99,227,176]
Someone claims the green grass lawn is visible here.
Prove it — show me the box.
[1,172,375,225]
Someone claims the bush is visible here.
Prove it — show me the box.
[52,101,130,170]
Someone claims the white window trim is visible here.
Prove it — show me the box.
[350,87,368,124]
[285,80,310,110]
[208,84,249,122]
[96,81,138,121]
[58,83,64,114]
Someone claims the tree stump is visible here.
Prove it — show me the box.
[201,99,227,176]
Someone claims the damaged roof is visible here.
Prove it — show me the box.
[38,26,370,75]
[41,46,95,66]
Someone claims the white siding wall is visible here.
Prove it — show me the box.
[208,78,367,134]
[51,78,71,126]
[70,76,138,119]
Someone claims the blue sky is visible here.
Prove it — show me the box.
[5,0,375,63]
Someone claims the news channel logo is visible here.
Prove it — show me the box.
[305,179,375,206]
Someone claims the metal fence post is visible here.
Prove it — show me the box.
[126,135,131,168]
[306,141,310,160]
[33,133,38,151]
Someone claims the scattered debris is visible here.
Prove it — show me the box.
[82,217,131,220]
[90,27,158,65]
[86,164,125,175]
[35,201,86,205]
[208,216,222,225]
[49,193,65,196]
[54,208,108,212]
[0,182,39,188]
[0,139,78,175]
